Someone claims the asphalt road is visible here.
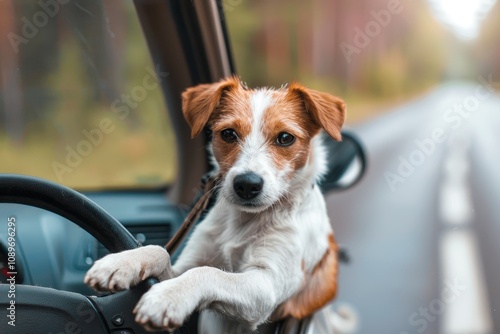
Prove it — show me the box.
[327,81,499,334]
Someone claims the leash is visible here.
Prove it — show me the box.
[165,173,220,254]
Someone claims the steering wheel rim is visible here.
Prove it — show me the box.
[0,174,140,252]
[0,174,161,334]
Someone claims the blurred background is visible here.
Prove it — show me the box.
[225,0,499,121]
[1,0,500,333]
[0,1,174,189]
[2,0,500,188]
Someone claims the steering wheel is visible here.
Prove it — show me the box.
[0,174,169,334]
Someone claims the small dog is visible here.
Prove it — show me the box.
[84,77,346,332]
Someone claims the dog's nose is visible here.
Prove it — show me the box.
[233,172,264,200]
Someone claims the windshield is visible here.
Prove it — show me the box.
[0,0,176,190]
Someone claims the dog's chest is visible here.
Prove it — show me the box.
[206,216,265,272]
[217,228,259,272]
[219,240,248,272]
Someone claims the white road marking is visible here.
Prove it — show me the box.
[439,182,473,225]
[439,133,493,334]
[440,230,493,333]
[439,140,473,225]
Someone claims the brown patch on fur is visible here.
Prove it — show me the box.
[287,83,346,141]
[209,86,253,174]
[181,76,241,138]
[262,91,321,174]
[273,234,339,320]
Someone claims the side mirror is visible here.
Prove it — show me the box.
[319,130,367,192]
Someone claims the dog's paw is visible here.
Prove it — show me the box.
[83,252,143,292]
[84,246,169,292]
[133,279,198,331]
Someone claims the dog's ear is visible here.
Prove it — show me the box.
[182,77,240,138]
[288,83,346,141]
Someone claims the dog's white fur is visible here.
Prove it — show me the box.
[84,80,343,332]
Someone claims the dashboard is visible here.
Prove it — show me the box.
[0,191,183,295]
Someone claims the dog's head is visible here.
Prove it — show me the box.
[182,76,345,213]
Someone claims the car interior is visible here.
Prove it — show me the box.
[0,1,367,333]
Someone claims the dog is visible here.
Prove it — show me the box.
[84,76,346,332]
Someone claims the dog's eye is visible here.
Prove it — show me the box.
[221,129,238,143]
[276,132,295,147]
